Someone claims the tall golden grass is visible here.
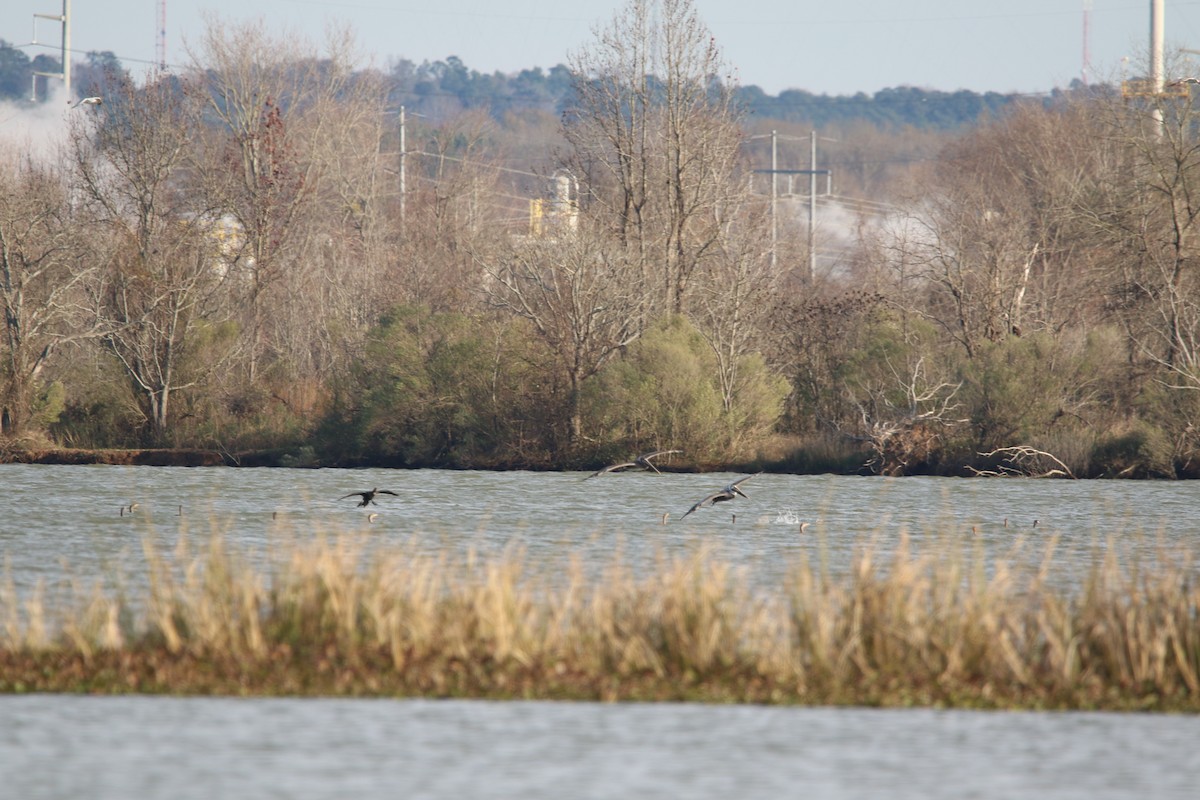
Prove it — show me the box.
[1,527,1198,709]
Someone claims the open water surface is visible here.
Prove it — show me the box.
[1,463,1194,598]
[1,695,1198,799]
[1,464,1198,798]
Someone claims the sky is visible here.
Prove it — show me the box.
[3,1,1200,97]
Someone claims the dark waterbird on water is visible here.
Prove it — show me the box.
[585,449,682,479]
[680,473,758,519]
[339,488,399,507]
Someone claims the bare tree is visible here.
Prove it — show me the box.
[484,222,649,447]
[188,19,375,385]
[388,110,508,312]
[691,203,779,418]
[0,155,95,435]
[884,102,1110,359]
[564,0,744,315]
[71,74,234,442]
[851,356,966,476]
[1085,72,1200,392]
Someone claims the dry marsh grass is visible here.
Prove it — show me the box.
[1,528,1198,710]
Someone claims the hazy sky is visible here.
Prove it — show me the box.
[3,1,1200,96]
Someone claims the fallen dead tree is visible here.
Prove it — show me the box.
[970,445,1076,478]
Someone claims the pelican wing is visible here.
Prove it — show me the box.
[681,491,723,519]
[725,473,758,495]
[637,449,682,474]
[584,461,637,479]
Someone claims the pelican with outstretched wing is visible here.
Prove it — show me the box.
[585,449,682,479]
[680,473,758,519]
[339,487,399,507]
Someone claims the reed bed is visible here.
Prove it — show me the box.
[1,528,1198,710]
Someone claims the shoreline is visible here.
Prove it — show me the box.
[3,446,1197,479]
[0,445,734,472]
[0,447,229,467]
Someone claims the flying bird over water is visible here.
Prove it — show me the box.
[680,473,758,519]
[585,449,682,479]
[339,488,399,507]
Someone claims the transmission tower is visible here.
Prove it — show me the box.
[156,0,167,70]
[1082,0,1092,85]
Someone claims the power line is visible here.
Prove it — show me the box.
[407,148,552,180]
[825,194,899,214]
[16,40,185,71]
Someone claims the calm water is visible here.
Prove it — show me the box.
[1,695,1198,799]
[1,464,1198,798]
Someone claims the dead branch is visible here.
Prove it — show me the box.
[975,445,1076,479]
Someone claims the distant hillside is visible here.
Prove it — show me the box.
[385,56,1057,130]
[1,41,1082,131]
[733,84,1037,129]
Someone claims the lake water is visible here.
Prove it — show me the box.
[2,695,1199,799]
[1,464,1198,798]
[1,463,1194,599]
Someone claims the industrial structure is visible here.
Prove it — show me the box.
[528,169,579,237]
[30,0,69,100]
[1121,0,1178,99]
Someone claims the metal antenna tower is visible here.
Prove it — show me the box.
[1082,0,1093,85]
[156,0,167,70]
[31,0,70,100]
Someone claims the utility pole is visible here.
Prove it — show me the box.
[399,106,407,236]
[770,130,777,271]
[32,0,70,101]
[809,130,817,283]
[751,130,831,284]
[1151,0,1165,133]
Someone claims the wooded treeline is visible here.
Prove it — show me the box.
[2,39,1032,132]
[3,0,1200,477]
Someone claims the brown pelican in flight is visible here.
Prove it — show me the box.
[680,474,758,519]
[339,488,399,507]
[585,449,682,479]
